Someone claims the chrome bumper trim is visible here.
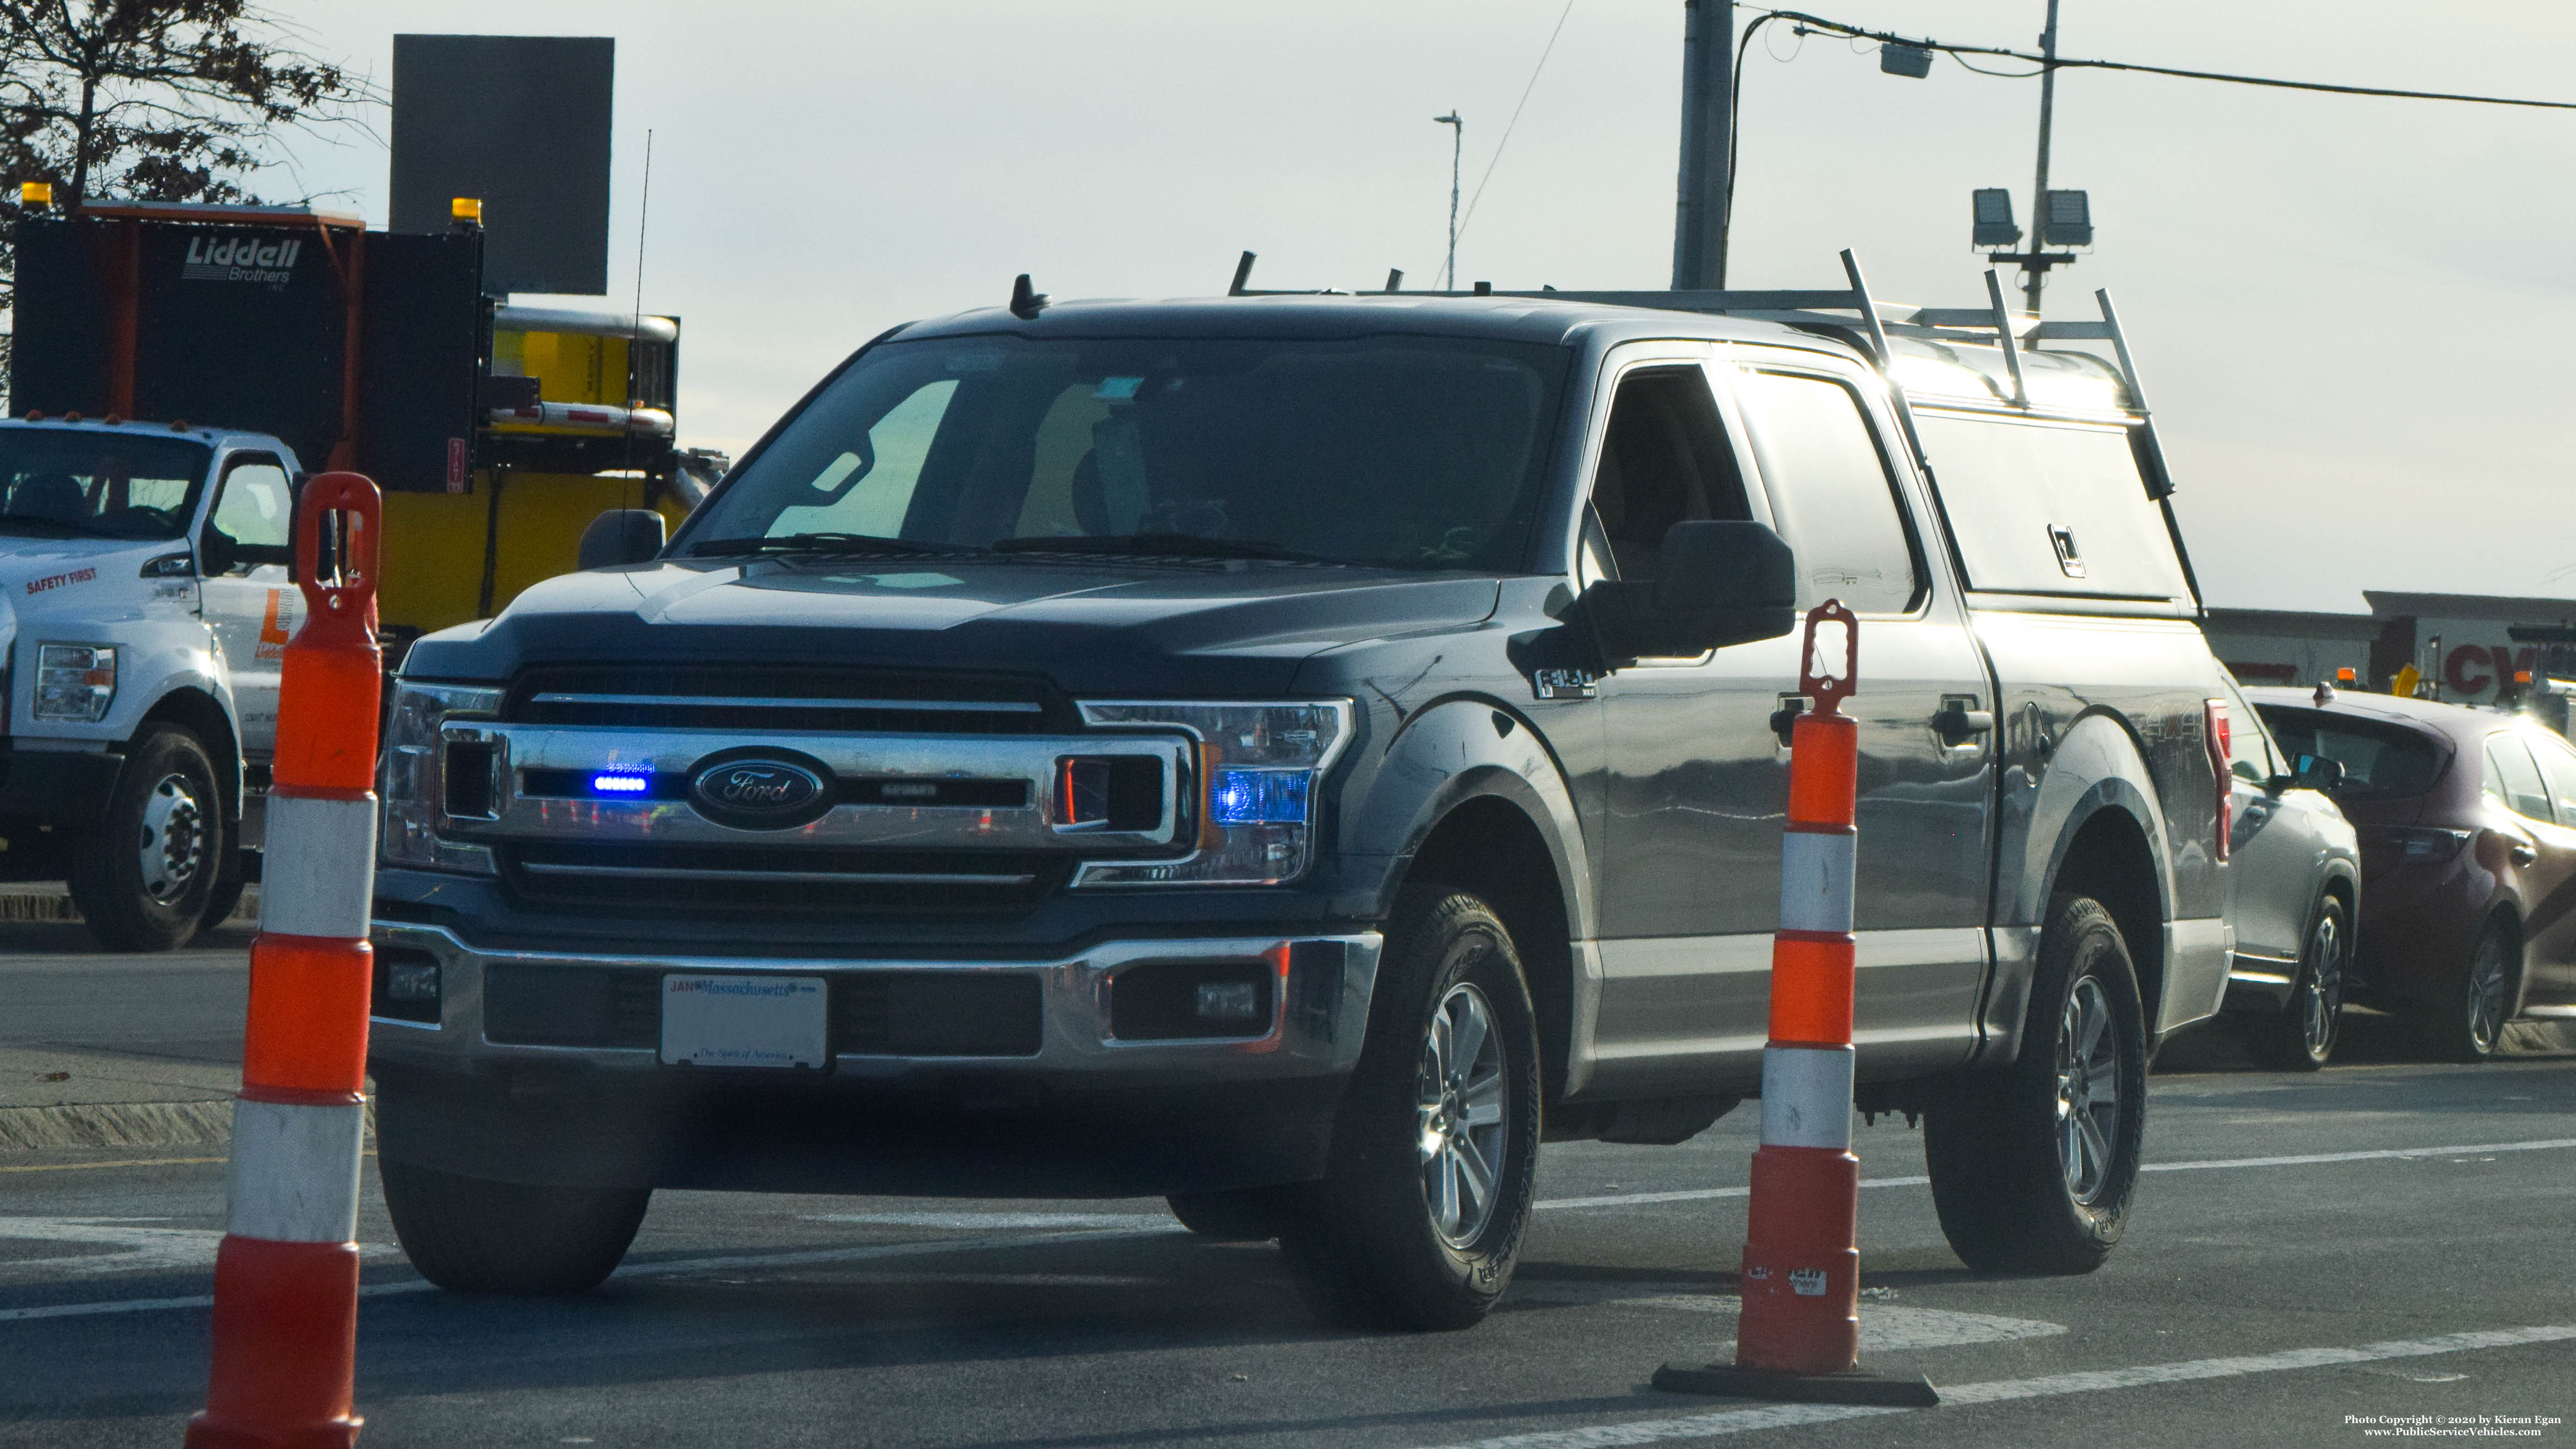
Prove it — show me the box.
[366,920,1384,1080]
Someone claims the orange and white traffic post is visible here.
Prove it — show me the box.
[1654,600,1938,1408]
[188,474,384,1449]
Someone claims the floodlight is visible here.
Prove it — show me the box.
[1880,42,1933,78]
[2044,189,2092,247]
[1972,188,2021,248]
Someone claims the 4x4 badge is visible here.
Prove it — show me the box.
[1533,668,1597,701]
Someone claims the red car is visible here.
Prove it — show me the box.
[2248,686,2576,1061]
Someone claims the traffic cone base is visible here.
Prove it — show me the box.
[1650,1361,1941,1408]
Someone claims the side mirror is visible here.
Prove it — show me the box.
[1581,520,1797,663]
[579,509,667,570]
[196,523,239,578]
[2291,752,2345,793]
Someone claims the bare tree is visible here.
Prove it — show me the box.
[1,1,371,385]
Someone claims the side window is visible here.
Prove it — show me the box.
[1586,365,1748,581]
[2484,735,2553,823]
[2528,734,2576,828]
[1732,369,1920,614]
[2217,677,2276,782]
[766,379,958,538]
[208,458,293,571]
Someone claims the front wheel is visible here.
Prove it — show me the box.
[1924,893,2147,1275]
[379,1159,650,1294]
[68,726,224,952]
[2255,894,2348,1071]
[1276,888,1542,1330]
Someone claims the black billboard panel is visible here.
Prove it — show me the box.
[389,35,614,296]
[359,231,485,492]
[8,218,112,418]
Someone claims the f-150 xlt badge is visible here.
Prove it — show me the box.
[686,753,833,830]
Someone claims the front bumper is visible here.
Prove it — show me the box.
[0,742,121,826]
[366,920,1384,1196]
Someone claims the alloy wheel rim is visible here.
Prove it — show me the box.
[2054,975,2121,1204]
[134,774,207,905]
[1417,980,1509,1248]
[2300,912,2343,1057]
[2468,936,2511,1051]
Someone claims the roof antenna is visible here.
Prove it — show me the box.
[1229,251,1256,296]
[1009,273,1048,319]
[1384,268,1404,292]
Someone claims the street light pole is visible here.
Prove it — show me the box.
[2023,0,2062,315]
[1434,111,1463,289]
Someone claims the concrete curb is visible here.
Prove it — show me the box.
[0,1100,235,1151]
[0,1096,378,1154]
[0,887,262,927]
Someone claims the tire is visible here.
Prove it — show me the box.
[1276,888,1543,1331]
[2255,895,2348,1071]
[1924,894,2147,1275]
[2426,919,2518,1064]
[379,1159,650,1294]
[68,726,224,952]
[200,848,250,931]
[1167,1188,1293,1242]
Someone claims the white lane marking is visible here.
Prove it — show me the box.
[1535,1135,2576,1212]
[1412,1324,2576,1448]
[0,1218,226,1275]
[0,1225,1185,1323]
[1514,1286,2061,1350]
[803,1212,1168,1230]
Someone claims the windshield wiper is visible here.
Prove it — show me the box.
[992,533,1346,565]
[687,532,970,559]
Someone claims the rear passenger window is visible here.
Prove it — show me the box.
[1912,413,2190,601]
[1732,370,1919,614]
[2528,734,2576,827]
[2484,735,2553,823]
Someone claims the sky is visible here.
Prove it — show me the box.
[236,3,2576,612]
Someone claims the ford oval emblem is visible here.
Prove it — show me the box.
[685,752,833,830]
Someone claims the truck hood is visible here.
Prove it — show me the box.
[0,534,180,625]
[402,556,1505,696]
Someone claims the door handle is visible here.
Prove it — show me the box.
[1931,697,1994,748]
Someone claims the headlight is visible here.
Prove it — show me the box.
[33,645,116,722]
[379,680,504,873]
[1072,700,1353,886]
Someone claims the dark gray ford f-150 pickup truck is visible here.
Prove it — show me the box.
[367,269,2237,1328]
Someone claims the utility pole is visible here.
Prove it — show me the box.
[1434,111,1463,289]
[2023,0,2062,315]
[1670,0,1735,289]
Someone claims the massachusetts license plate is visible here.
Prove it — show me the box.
[659,975,828,1069]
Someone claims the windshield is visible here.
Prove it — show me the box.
[2254,705,2449,800]
[0,430,212,541]
[685,333,1571,570]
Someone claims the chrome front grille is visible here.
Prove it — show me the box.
[435,668,1197,919]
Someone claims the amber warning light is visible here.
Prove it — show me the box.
[450,196,483,224]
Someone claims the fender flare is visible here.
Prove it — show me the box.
[1343,695,1602,1093]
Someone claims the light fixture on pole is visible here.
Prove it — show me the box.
[1434,111,1463,290]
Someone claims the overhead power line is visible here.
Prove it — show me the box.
[1456,0,1579,248]
[1752,7,2576,111]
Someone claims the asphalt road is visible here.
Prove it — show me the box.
[2,935,2571,1449]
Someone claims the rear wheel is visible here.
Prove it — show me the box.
[379,1159,650,1294]
[1276,888,1542,1330]
[68,726,223,952]
[2427,920,2517,1064]
[1924,893,2146,1275]
[2255,895,2347,1071]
